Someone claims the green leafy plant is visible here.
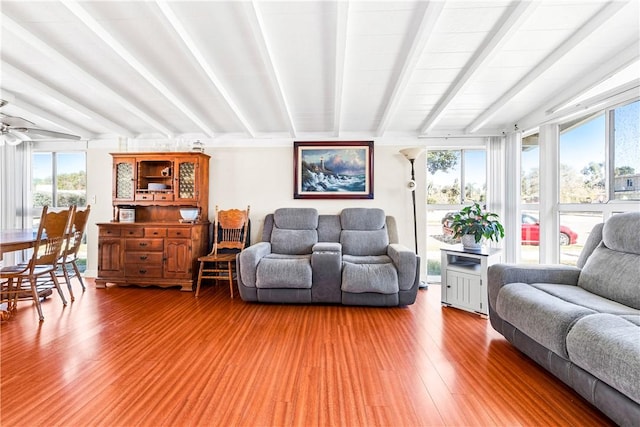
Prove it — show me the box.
[450,202,504,243]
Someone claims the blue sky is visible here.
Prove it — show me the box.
[32,152,86,180]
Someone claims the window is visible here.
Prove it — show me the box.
[559,114,606,203]
[613,100,640,200]
[32,151,87,210]
[559,100,639,204]
[426,149,486,204]
[553,100,639,266]
[31,150,87,271]
[425,148,487,281]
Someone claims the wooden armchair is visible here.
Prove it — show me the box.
[0,206,73,321]
[195,206,250,298]
[58,205,91,299]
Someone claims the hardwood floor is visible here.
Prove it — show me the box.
[1,279,614,426]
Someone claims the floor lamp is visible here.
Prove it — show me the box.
[400,147,426,288]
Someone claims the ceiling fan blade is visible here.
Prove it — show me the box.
[12,127,81,140]
[1,113,36,128]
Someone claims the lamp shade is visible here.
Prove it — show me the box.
[399,147,425,161]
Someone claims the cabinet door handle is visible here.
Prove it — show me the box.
[139,255,147,260]
[139,242,147,247]
[139,269,147,274]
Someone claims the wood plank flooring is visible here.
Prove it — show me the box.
[1,279,614,426]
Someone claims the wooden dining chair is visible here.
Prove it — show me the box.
[57,205,91,299]
[0,205,73,321]
[195,205,250,298]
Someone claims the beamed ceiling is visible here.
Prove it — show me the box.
[0,0,639,143]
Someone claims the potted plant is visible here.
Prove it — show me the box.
[449,202,504,249]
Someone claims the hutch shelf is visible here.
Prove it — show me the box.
[96,152,210,291]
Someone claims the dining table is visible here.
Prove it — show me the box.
[0,229,38,256]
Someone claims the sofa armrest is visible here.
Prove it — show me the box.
[238,242,272,287]
[311,242,342,303]
[312,242,341,253]
[488,263,581,311]
[388,243,417,290]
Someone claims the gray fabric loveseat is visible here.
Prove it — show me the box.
[488,211,640,426]
[236,207,420,306]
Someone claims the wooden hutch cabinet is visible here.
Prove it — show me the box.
[96,152,210,291]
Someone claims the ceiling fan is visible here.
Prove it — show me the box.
[0,99,81,145]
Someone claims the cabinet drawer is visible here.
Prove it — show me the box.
[154,193,174,202]
[167,228,191,238]
[145,227,167,237]
[126,252,163,264]
[135,193,154,201]
[122,228,144,238]
[99,228,121,237]
[124,264,163,278]
[125,238,163,251]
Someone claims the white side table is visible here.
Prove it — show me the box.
[440,245,503,317]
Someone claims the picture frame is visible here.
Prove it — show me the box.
[294,141,374,199]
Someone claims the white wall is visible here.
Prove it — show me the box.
[84,139,427,280]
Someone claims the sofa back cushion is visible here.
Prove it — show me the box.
[340,208,389,256]
[318,215,341,242]
[602,211,640,254]
[578,212,640,309]
[274,208,319,230]
[270,208,318,255]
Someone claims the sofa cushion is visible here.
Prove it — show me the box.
[342,262,398,294]
[341,229,389,256]
[340,208,386,230]
[530,283,640,315]
[271,228,318,255]
[602,211,640,255]
[342,254,392,264]
[318,215,341,242]
[273,208,318,230]
[566,313,640,405]
[256,255,312,289]
[496,282,596,358]
[578,246,640,310]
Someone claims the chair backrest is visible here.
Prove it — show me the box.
[213,205,250,255]
[340,208,389,256]
[31,206,74,270]
[270,208,319,255]
[61,205,91,261]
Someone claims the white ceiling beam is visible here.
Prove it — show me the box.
[545,43,639,115]
[61,0,215,137]
[2,61,134,138]
[376,1,444,137]
[2,14,173,137]
[155,1,255,138]
[465,0,627,134]
[419,1,537,135]
[517,42,639,131]
[333,1,349,137]
[243,1,297,138]
[1,89,95,138]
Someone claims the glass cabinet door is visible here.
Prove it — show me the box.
[113,157,136,202]
[175,157,199,202]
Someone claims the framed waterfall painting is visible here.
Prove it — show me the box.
[293,141,374,199]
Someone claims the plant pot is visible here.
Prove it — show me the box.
[461,234,484,250]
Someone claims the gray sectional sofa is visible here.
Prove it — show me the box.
[236,207,420,306]
[488,211,640,426]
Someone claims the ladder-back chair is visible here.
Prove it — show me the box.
[0,206,73,321]
[58,205,91,299]
[195,205,250,298]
